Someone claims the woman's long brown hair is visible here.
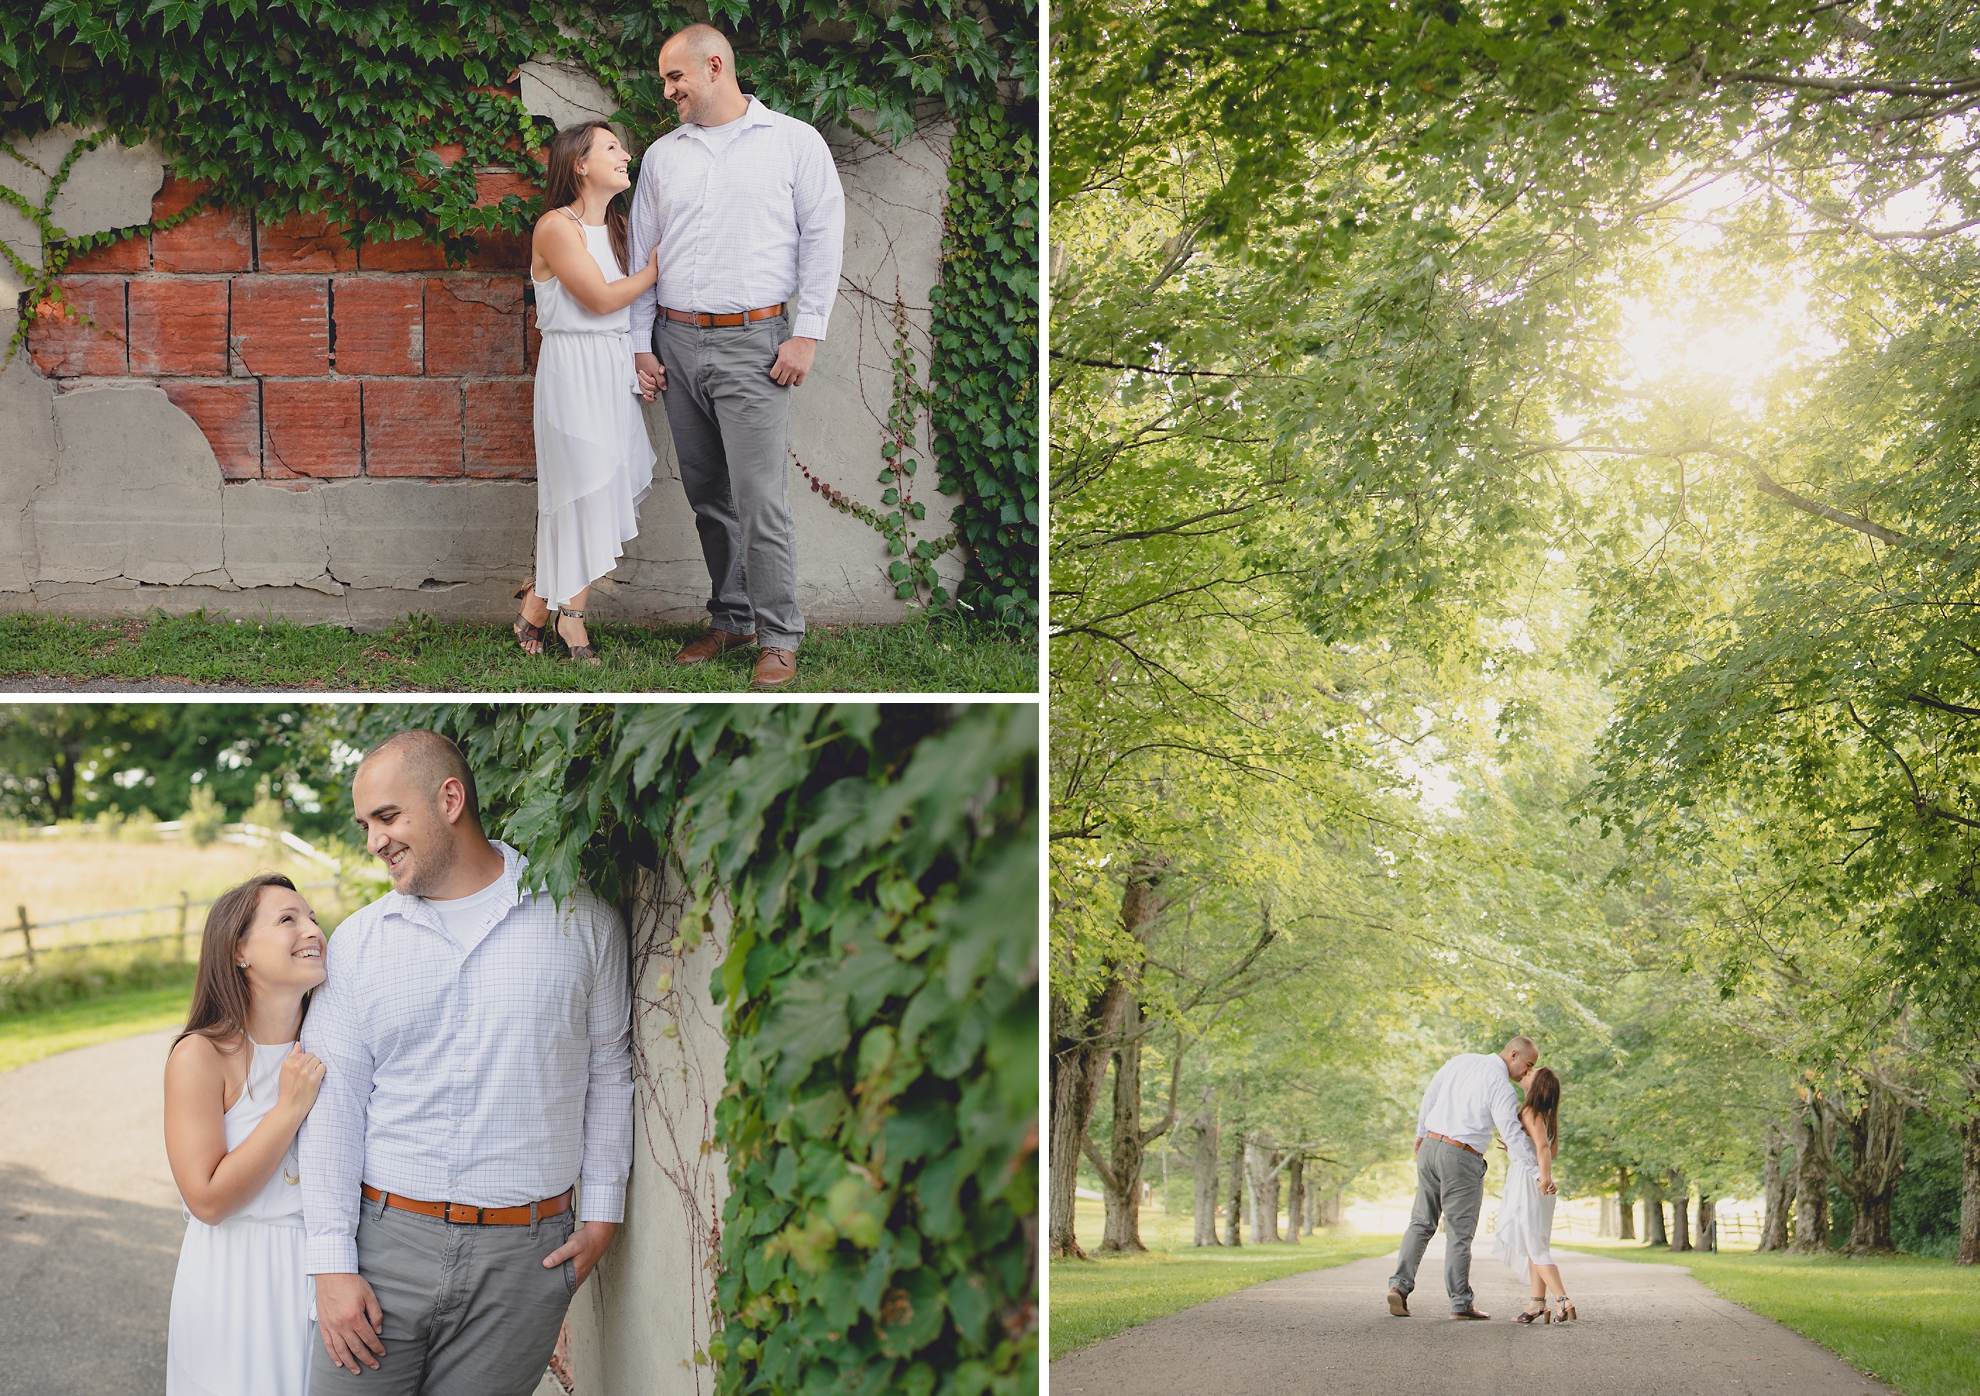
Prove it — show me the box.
[1524,1066,1561,1149]
[172,874,305,1059]
[541,122,630,274]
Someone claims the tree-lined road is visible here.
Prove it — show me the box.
[1050,1237,1890,1396]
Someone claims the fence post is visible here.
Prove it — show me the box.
[177,890,190,964]
[15,905,33,970]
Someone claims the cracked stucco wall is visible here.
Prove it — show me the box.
[2,113,962,632]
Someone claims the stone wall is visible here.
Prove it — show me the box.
[561,862,732,1396]
[1,108,962,631]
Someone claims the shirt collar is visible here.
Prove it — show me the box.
[381,840,526,946]
[674,95,773,145]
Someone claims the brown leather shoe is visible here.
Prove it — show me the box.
[673,627,756,665]
[750,646,797,690]
[1387,1288,1410,1317]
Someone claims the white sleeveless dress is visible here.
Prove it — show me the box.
[166,1040,314,1396]
[531,216,657,609]
[1491,1156,1557,1284]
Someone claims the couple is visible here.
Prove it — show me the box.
[1385,1036,1578,1325]
[161,730,633,1394]
[512,23,846,689]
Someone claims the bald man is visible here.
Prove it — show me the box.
[1386,1037,1550,1319]
[627,23,846,691]
[299,731,632,1395]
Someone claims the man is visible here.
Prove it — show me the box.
[628,23,847,692]
[300,730,632,1394]
[1385,1036,1552,1320]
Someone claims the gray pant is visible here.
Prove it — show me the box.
[1388,1136,1488,1312]
[309,1196,576,1396]
[656,313,803,650]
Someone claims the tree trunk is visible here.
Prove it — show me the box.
[1285,1154,1304,1246]
[1758,1122,1792,1252]
[1669,1171,1691,1252]
[1788,1095,1834,1255]
[1047,861,1166,1259]
[1244,1137,1282,1244]
[1644,1179,1668,1247]
[1089,1000,1156,1252]
[1697,1193,1716,1252]
[1838,1083,1905,1254]
[1190,1096,1221,1247]
[1959,1111,1980,1266]
[1618,1167,1635,1241]
[1224,1130,1244,1247]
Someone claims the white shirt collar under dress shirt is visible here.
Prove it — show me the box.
[298,842,633,1275]
[626,95,849,347]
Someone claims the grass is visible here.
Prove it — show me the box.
[1559,1241,1980,1396]
[0,982,192,1073]
[0,608,1037,692]
[1050,1199,1399,1359]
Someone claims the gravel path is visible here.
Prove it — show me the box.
[0,1029,563,1396]
[1051,1233,1892,1396]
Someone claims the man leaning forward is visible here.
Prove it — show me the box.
[302,730,632,1395]
[629,23,847,692]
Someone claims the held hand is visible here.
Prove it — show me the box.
[769,336,816,387]
[316,1272,385,1373]
[277,1042,325,1119]
[544,1220,620,1290]
[634,351,665,400]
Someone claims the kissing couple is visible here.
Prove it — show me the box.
[160,729,633,1394]
[1385,1036,1580,1325]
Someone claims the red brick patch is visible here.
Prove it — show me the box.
[364,379,462,476]
[463,380,536,478]
[130,279,228,377]
[61,235,149,274]
[162,381,260,479]
[258,213,358,273]
[474,171,538,207]
[231,278,329,378]
[26,277,127,377]
[358,234,448,272]
[264,380,362,479]
[424,277,525,377]
[524,299,541,372]
[331,278,423,376]
[463,229,531,271]
[151,177,252,273]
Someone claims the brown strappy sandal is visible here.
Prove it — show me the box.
[512,578,547,655]
[1513,1299,1548,1325]
[1554,1296,1577,1322]
[556,609,600,665]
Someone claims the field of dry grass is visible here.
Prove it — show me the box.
[0,835,365,961]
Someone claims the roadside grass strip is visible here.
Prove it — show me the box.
[0,609,1037,694]
[1051,1212,1399,1359]
[0,984,193,1073]
[1560,1242,1980,1396]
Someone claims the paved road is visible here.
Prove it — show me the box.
[1051,1233,1892,1396]
[0,1030,563,1396]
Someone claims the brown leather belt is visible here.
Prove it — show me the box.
[1427,1132,1482,1157]
[662,302,785,328]
[361,1183,571,1226]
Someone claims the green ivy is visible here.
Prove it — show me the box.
[399,702,1039,1396]
[929,107,1038,625]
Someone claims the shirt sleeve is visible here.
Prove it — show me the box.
[626,142,664,356]
[1491,1073,1542,1174]
[578,901,635,1224]
[300,923,373,1274]
[790,127,846,342]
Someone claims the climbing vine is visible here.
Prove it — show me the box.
[409,703,1039,1396]
[929,107,1038,624]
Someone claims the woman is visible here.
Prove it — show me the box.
[163,874,328,1394]
[513,121,662,664]
[1491,1065,1578,1323]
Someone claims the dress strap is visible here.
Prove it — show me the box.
[560,205,584,225]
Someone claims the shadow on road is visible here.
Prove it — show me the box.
[0,1160,182,1396]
